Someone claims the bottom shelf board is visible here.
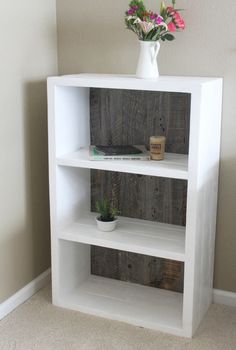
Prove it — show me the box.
[58,275,184,336]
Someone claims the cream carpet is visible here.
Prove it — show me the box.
[0,285,235,350]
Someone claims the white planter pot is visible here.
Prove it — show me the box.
[136,40,160,79]
[95,216,118,232]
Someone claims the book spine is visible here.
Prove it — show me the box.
[90,156,150,161]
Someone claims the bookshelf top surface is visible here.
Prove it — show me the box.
[48,74,222,93]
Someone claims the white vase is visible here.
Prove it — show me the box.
[95,216,118,232]
[136,40,160,79]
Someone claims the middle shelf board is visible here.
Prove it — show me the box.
[56,148,188,180]
[58,213,186,262]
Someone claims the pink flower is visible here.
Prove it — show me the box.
[177,18,185,29]
[168,22,176,32]
[149,12,157,20]
[167,8,185,30]
[167,6,175,16]
[127,9,135,15]
[139,21,155,33]
[174,12,185,29]
[127,5,139,15]
[135,18,155,34]
[156,15,164,25]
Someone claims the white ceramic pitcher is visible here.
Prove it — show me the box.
[136,40,160,79]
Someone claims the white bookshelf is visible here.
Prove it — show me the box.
[47,74,223,337]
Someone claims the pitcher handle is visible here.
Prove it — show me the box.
[152,42,160,63]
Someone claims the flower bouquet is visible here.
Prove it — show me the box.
[125,0,185,42]
[125,0,185,78]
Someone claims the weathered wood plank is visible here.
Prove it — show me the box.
[90,88,190,153]
[91,247,184,293]
[90,88,190,293]
[91,171,187,226]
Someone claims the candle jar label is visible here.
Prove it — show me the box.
[151,144,162,153]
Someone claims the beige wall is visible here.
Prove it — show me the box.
[56,0,236,292]
[0,1,57,302]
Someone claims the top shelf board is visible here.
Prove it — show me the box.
[48,74,222,93]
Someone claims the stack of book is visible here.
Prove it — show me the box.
[89,145,150,161]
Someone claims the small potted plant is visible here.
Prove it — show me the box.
[95,198,118,232]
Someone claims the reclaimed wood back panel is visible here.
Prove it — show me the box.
[91,247,184,292]
[90,88,191,293]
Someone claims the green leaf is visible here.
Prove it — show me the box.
[163,33,175,41]
[146,28,156,40]
[152,32,160,41]
[96,197,118,221]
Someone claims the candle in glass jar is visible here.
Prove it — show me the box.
[150,136,166,160]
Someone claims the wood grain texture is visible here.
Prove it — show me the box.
[90,88,190,293]
[91,247,184,292]
[90,88,190,153]
[91,171,187,226]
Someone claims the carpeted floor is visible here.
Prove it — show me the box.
[0,285,235,350]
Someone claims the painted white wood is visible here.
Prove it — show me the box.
[59,275,184,337]
[47,80,91,304]
[0,269,51,320]
[56,167,90,228]
[58,240,90,299]
[57,149,188,180]
[49,74,221,93]
[183,80,223,336]
[47,74,223,338]
[58,212,186,262]
[213,289,236,308]
[47,81,61,304]
[54,86,90,156]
